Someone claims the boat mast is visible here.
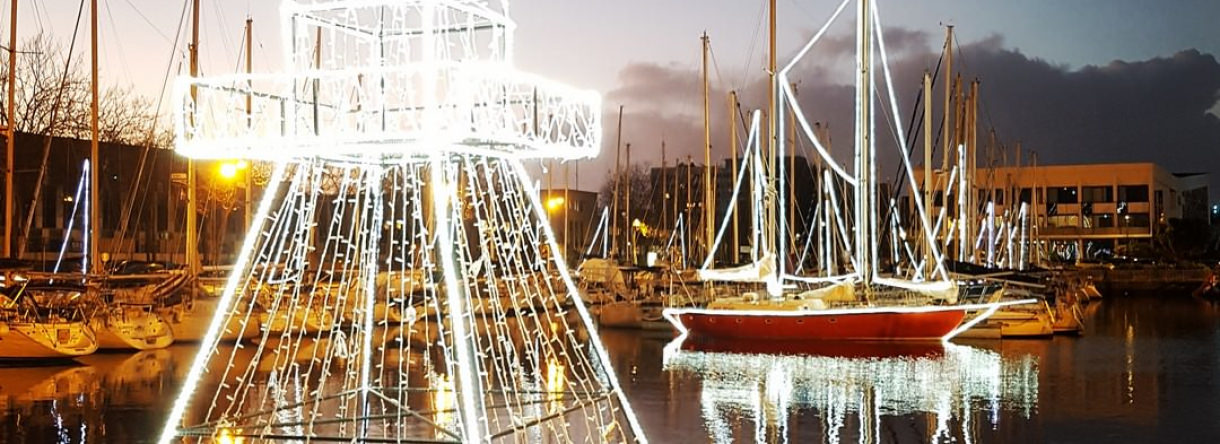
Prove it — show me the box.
[4,0,14,259]
[767,0,777,277]
[922,71,932,277]
[625,142,631,263]
[685,154,692,265]
[788,82,796,270]
[729,90,738,262]
[941,25,952,262]
[244,17,253,232]
[611,105,622,260]
[701,32,712,265]
[954,73,965,262]
[186,0,199,276]
[89,0,100,274]
[564,162,569,259]
[854,0,875,285]
[661,139,666,244]
[969,78,979,263]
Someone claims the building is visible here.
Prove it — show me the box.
[0,132,252,266]
[912,162,1210,262]
[539,188,598,263]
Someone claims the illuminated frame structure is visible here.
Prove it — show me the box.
[159,1,644,443]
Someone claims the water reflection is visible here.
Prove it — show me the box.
[660,336,1039,443]
[1,296,1218,442]
[0,347,194,443]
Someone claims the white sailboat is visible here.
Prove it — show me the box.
[0,281,97,359]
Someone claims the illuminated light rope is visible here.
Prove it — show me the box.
[583,207,609,258]
[161,1,644,442]
[53,160,89,274]
[701,111,762,270]
[871,2,949,282]
[766,0,961,288]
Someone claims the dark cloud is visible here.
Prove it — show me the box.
[580,28,1220,200]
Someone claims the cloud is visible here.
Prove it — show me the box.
[579,28,1220,201]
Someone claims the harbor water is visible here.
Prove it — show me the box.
[2,294,1219,443]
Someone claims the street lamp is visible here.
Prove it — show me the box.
[545,196,565,212]
[218,160,248,180]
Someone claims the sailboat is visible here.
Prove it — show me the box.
[662,0,1030,342]
[0,280,98,359]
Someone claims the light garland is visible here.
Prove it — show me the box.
[161,1,644,443]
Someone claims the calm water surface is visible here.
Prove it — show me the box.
[2,295,1219,443]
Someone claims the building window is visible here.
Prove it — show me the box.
[1046,186,1078,204]
[976,189,1005,205]
[44,192,61,229]
[1047,214,1079,228]
[1084,213,1114,228]
[1081,186,1113,203]
[1085,240,1115,260]
[1018,188,1032,204]
[1118,185,1149,203]
[1119,212,1150,228]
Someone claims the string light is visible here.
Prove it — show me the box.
[161,1,643,443]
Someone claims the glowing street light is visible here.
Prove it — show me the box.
[545,196,565,212]
[217,160,248,180]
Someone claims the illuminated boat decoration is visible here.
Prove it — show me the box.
[664,0,1031,342]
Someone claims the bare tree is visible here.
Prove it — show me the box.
[1,33,168,147]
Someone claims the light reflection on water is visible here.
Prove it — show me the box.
[660,337,1038,444]
[599,296,1220,443]
[0,347,194,443]
[1,296,1219,442]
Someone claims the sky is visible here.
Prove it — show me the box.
[5,0,1219,197]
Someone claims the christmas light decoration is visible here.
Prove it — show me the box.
[159,1,642,442]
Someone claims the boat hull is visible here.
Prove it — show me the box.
[668,307,967,341]
[596,301,669,330]
[161,296,261,342]
[94,310,176,350]
[958,308,1055,338]
[0,322,98,359]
